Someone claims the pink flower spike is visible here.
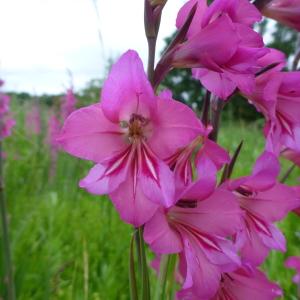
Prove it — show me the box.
[0,118,16,140]
[26,104,41,135]
[58,50,202,226]
[0,94,10,115]
[47,114,61,150]
[285,256,300,284]
[61,88,77,120]
[262,0,300,31]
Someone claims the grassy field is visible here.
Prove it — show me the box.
[1,102,300,299]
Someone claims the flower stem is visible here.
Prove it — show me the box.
[0,141,16,300]
[154,254,170,300]
[280,164,296,183]
[129,232,139,300]
[137,227,150,300]
[147,37,157,85]
[209,96,225,142]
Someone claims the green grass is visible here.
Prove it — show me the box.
[1,104,300,299]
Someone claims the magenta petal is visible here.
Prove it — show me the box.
[197,139,230,170]
[79,164,109,194]
[178,237,221,299]
[58,104,125,163]
[101,50,156,123]
[176,0,207,38]
[79,157,130,195]
[242,183,299,222]
[148,96,203,160]
[213,267,282,300]
[241,151,280,191]
[172,188,242,237]
[192,68,237,99]
[139,147,175,207]
[144,209,183,254]
[258,48,286,72]
[202,0,261,28]
[174,14,239,68]
[238,222,270,266]
[258,223,286,252]
[109,169,159,227]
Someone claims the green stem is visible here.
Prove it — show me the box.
[280,164,296,183]
[129,232,139,300]
[154,255,170,300]
[0,141,16,300]
[137,227,150,300]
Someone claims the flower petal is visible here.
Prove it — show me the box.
[58,104,125,163]
[144,209,183,254]
[101,50,156,123]
[148,95,203,160]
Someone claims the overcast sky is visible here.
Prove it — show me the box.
[0,0,185,94]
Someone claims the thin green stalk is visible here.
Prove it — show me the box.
[129,233,139,300]
[0,141,16,300]
[154,255,170,300]
[280,164,296,183]
[165,254,178,300]
[137,227,150,300]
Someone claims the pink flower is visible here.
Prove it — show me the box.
[166,128,229,196]
[26,104,41,135]
[211,266,282,300]
[246,50,300,155]
[47,114,61,151]
[228,152,299,265]
[170,0,267,99]
[61,88,77,120]
[0,81,15,140]
[285,256,300,284]
[0,93,10,115]
[0,118,16,140]
[58,50,202,226]
[262,0,300,31]
[144,187,242,299]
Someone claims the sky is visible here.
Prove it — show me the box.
[0,0,185,94]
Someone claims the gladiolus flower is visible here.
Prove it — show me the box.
[47,114,61,151]
[26,104,41,135]
[166,126,230,196]
[0,118,15,140]
[58,50,202,226]
[248,70,300,156]
[144,186,242,299]
[170,0,267,99]
[0,80,15,140]
[228,152,299,265]
[61,88,77,120]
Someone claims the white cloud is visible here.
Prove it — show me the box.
[0,0,185,94]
